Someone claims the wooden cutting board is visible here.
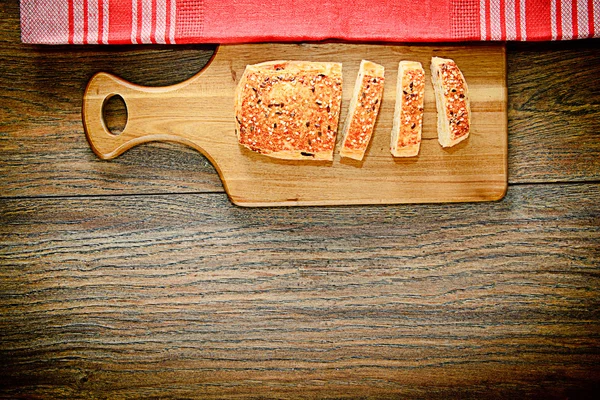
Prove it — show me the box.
[83,43,507,207]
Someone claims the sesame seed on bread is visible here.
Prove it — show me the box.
[339,60,385,161]
[235,61,343,160]
[391,61,425,157]
[430,57,471,148]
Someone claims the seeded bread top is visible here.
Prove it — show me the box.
[341,61,385,157]
[395,61,425,149]
[431,57,470,141]
[235,61,343,160]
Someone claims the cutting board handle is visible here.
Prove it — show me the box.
[83,71,200,160]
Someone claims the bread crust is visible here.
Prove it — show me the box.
[339,60,385,161]
[234,60,343,160]
[391,61,425,157]
[430,57,471,148]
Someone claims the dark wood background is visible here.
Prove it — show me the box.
[1,1,599,398]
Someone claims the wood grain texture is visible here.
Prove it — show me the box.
[0,0,598,199]
[0,1,221,198]
[1,184,599,398]
[1,0,600,397]
[507,41,600,183]
[83,43,507,206]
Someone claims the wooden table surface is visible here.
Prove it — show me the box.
[1,1,599,398]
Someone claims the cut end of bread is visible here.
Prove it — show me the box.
[339,60,385,161]
[235,60,343,161]
[391,61,425,158]
[360,60,385,76]
[339,147,366,161]
[391,143,420,158]
[431,57,471,148]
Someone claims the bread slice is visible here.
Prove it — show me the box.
[391,61,425,157]
[339,60,385,161]
[234,60,343,160]
[430,57,471,148]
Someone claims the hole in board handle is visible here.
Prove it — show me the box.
[102,94,128,135]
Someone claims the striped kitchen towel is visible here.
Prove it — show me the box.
[20,0,600,44]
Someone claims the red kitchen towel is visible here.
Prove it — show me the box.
[21,0,600,44]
